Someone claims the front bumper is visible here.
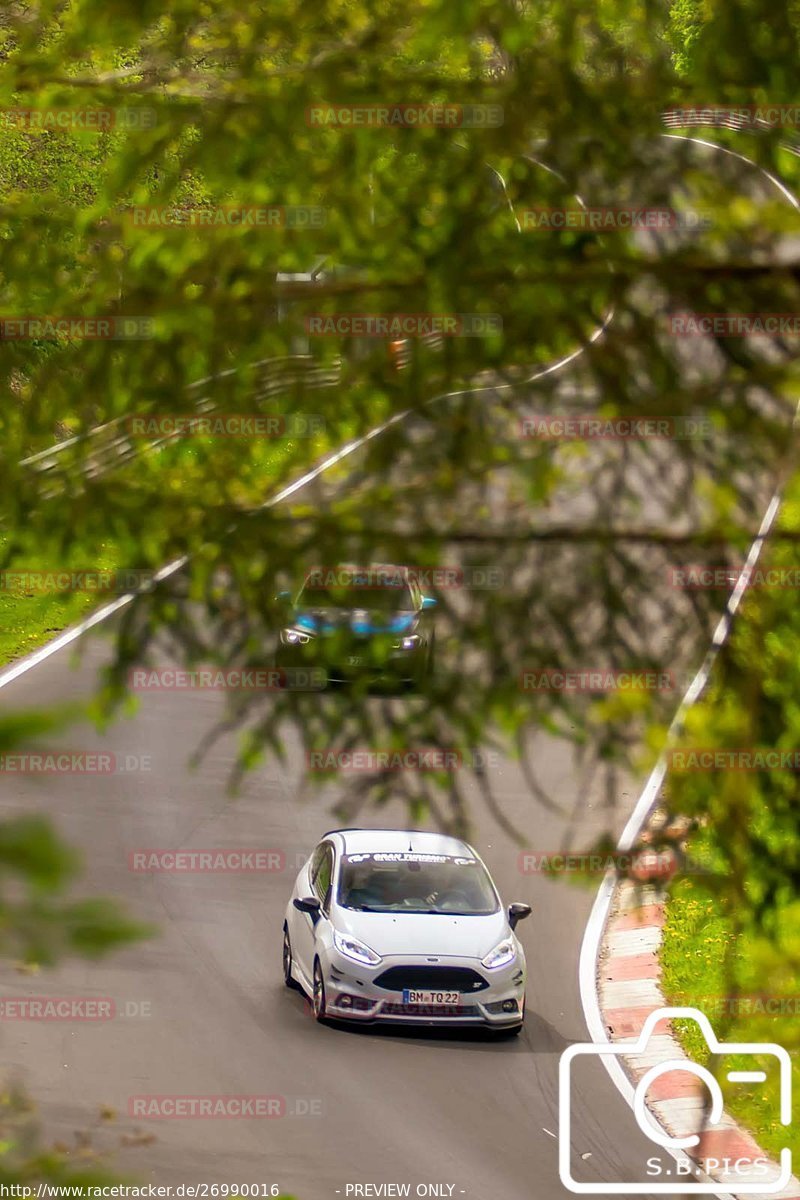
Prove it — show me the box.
[320,949,526,1028]
[277,640,428,684]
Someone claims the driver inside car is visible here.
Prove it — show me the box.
[343,868,400,909]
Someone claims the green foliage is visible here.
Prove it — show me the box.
[662,878,800,1160]
[666,0,706,76]
[661,475,800,1157]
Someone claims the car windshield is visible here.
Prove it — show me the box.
[337,853,499,915]
[298,574,413,613]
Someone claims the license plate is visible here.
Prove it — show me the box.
[402,989,460,1005]
[346,655,363,666]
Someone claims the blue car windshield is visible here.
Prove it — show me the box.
[299,577,414,612]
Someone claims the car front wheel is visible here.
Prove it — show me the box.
[282,925,298,990]
[312,960,327,1022]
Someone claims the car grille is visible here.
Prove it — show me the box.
[380,1002,480,1018]
[374,966,489,993]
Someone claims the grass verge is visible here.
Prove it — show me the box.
[0,540,123,667]
[661,873,800,1163]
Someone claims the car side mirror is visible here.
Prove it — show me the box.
[293,896,321,919]
[421,596,437,610]
[508,902,531,930]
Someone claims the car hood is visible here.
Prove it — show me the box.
[336,908,510,959]
[293,607,417,636]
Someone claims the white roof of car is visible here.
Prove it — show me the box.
[332,828,474,857]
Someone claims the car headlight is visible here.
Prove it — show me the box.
[481,938,516,970]
[333,930,382,966]
[281,628,312,645]
[393,634,421,650]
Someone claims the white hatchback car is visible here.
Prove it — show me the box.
[283,828,530,1033]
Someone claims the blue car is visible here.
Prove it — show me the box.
[277,565,437,686]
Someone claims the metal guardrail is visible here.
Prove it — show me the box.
[663,109,770,133]
[662,107,800,155]
[19,354,342,498]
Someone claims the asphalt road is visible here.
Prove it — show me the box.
[1,635,675,1200]
[0,401,753,1200]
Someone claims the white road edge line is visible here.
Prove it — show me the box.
[577,134,800,1200]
